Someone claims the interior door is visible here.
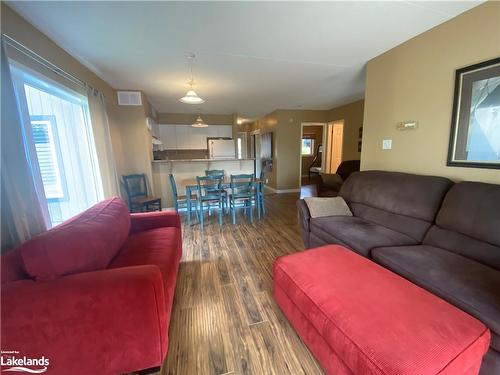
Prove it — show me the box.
[326,121,344,173]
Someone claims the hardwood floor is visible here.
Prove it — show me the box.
[159,193,323,375]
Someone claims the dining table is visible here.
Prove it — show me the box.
[181,177,264,225]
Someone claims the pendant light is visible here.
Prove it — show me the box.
[180,54,205,104]
[192,115,208,128]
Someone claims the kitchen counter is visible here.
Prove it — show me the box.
[152,158,255,163]
[152,158,255,208]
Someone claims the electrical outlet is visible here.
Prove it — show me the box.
[382,139,392,150]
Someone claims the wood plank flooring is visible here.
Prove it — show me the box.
[159,193,323,375]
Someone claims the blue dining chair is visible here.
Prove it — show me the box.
[229,174,256,224]
[168,174,198,222]
[197,175,225,229]
[205,169,228,212]
[122,173,161,212]
[257,170,266,216]
[205,169,225,177]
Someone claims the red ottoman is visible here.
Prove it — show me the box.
[273,245,490,375]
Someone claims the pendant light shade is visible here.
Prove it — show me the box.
[180,53,205,104]
[192,116,208,128]
[180,89,205,104]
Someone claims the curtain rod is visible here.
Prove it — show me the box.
[2,33,88,89]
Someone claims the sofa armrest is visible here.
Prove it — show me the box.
[130,210,181,234]
[297,199,311,248]
[1,265,168,374]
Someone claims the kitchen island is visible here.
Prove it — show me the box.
[152,158,255,209]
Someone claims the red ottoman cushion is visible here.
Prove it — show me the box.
[273,245,490,375]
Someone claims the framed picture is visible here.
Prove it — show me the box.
[447,57,500,169]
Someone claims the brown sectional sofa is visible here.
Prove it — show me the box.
[297,170,500,374]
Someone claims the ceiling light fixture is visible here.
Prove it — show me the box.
[192,115,208,128]
[180,53,205,104]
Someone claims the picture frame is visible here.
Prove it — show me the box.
[447,57,500,169]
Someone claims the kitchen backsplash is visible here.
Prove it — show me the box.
[153,149,209,160]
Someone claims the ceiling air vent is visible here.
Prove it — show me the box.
[117,91,142,106]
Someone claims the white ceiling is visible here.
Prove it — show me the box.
[8,1,482,118]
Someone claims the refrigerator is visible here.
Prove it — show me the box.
[208,139,236,159]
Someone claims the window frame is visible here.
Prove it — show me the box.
[301,137,315,156]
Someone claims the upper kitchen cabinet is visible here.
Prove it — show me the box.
[175,125,190,149]
[190,127,209,149]
[159,125,177,149]
[217,125,232,138]
[158,124,234,150]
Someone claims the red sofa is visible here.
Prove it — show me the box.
[1,197,182,375]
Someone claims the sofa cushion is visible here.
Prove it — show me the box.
[424,181,500,270]
[372,245,500,351]
[110,226,182,330]
[310,216,418,257]
[339,171,453,241]
[1,248,28,284]
[304,197,352,218]
[21,197,130,281]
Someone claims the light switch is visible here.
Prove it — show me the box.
[382,139,392,150]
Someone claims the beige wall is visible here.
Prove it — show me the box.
[362,2,500,184]
[251,101,365,191]
[327,100,364,162]
[253,111,279,189]
[2,4,155,195]
[273,110,328,190]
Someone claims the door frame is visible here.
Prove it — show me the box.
[325,120,345,174]
[299,122,327,187]
[250,129,261,178]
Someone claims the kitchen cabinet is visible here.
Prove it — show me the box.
[175,125,190,149]
[158,124,234,150]
[159,125,177,149]
[190,127,209,149]
[217,126,232,138]
[151,121,160,139]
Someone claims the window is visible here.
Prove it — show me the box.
[12,65,104,227]
[301,138,314,155]
[31,116,66,200]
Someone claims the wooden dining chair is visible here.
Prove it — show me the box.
[122,173,161,212]
[229,174,256,224]
[205,169,228,212]
[197,175,224,229]
[168,174,198,222]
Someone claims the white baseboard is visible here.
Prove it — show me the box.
[264,185,300,194]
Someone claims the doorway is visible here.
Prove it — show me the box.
[299,123,326,197]
[325,120,344,174]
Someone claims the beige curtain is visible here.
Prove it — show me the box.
[1,40,47,252]
[87,88,120,197]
